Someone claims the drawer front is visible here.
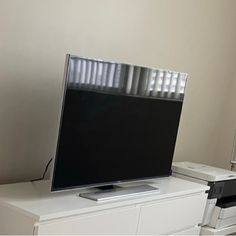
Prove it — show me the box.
[137,193,207,235]
[35,206,139,235]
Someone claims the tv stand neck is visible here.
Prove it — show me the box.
[96,185,120,190]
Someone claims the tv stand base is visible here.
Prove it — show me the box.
[79,184,159,202]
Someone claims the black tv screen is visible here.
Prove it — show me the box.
[51,55,187,191]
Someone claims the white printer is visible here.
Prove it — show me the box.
[172,162,236,234]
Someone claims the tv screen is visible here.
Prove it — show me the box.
[51,55,187,191]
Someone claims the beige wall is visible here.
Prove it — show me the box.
[212,72,236,169]
[0,0,236,184]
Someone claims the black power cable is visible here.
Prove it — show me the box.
[31,158,53,182]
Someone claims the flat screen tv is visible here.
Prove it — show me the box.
[51,55,187,191]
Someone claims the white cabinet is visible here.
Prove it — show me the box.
[35,206,139,235]
[0,177,209,235]
[137,193,207,235]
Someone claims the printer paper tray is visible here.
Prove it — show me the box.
[219,205,236,219]
[209,206,236,229]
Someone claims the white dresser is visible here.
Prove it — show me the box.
[0,177,209,235]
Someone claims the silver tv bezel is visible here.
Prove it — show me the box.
[50,54,186,193]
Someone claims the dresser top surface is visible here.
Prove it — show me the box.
[0,176,209,221]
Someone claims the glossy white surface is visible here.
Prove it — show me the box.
[0,176,209,221]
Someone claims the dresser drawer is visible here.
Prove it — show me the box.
[137,192,207,235]
[35,206,139,235]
